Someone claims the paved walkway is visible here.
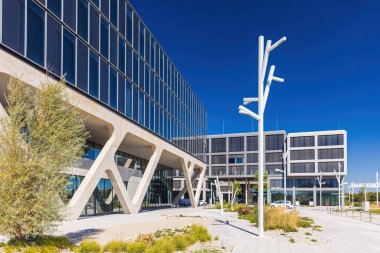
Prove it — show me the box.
[57,207,380,253]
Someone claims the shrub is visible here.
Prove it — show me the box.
[265,207,299,232]
[125,241,148,253]
[289,238,295,243]
[7,235,72,249]
[189,225,211,242]
[311,239,317,243]
[78,241,101,253]
[172,235,189,251]
[305,232,312,236]
[23,246,40,253]
[146,237,175,253]
[103,240,128,252]
[297,217,314,228]
[135,233,154,245]
[4,247,16,253]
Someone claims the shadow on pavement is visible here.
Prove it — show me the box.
[214,219,259,237]
[65,228,104,244]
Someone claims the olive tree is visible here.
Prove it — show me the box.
[0,77,88,240]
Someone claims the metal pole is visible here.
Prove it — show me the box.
[257,35,265,238]
[376,172,379,207]
[284,169,287,211]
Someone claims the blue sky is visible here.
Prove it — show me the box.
[129,0,380,183]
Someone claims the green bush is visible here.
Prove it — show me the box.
[8,235,72,249]
[125,241,147,253]
[77,241,101,253]
[171,235,189,251]
[189,225,211,242]
[297,217,314,228]
[103,240,128,252]
[146,237,175,253]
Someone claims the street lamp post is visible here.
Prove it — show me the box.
[275,168,286,211]
[376,172,379,207]
[334,162,342,210]
[239,35,286,237]
[316,172,326,208]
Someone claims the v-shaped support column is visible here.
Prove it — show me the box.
[67,126,133,220]
[194,166,206,206]
[172,170,201,205]
[129,147,163,213]
[181,159,197,208]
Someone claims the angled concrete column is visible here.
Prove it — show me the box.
[172,170,201,204]
[130,147,163,213]
[67,126,132,220]
[194,166,206,206]
[181,159,196,207]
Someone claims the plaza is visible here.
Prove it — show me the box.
[57,206,380,253]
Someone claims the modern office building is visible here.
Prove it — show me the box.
[173,130,347,207]
[0,0,207,219]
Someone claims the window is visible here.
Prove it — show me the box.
[63,0,76,31]
[89,50,99,98]
[295,179,314,188]
[247,153,258,163]
[91,0,99,8]
[77,40,88,92]
[89,5,99,50]
[247,165,257,175]
[139,23,145,58]
[47,0,61,18]
[266,152,282,163]
[229,166,244,176]
[318,134,344,146]
[101,0,109,18]
[109,67,117,109]
[145,31,150,63]
[77,0,88,41]
[318,162,344,173]
[133,13,139,50]
[211,166,226,176]
[118,0,125,37]
[150,101,154,131]
[270,179,283,189]
[27,0,45,66]
[118,38,125,74]
[109,0,117,27]
[290,150,315,160]
[266,165,282,175]
[290,136,314,147]
[133,52,139,84]
[211,155,226,164]
[100,59,109,104]
[145,67,150,94]
[211,138,226,153]
[125,80,132,117]
[63,29,76,84]
[100,17,109,58]
[109,28,117,66]
[133,87,138,121]
[126,45,132,79]
[2,0,25,55]
[117,75,125,114]
[290,163,315,173]
[265,134,284,150]
[229,154,244,164]
[139,59,144,89]
[145,97,149,128]
[139,92,144,125]
[318,148,344,159]
[126,4,132,44]
[229,137,244,152]
[46,14,61,76]
[247,136,258,151]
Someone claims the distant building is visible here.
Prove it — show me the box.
[174,130,347,207]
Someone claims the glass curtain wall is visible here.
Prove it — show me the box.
[0,0,207,161]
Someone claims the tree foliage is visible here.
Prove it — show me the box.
[0,77,89,239]
[251,171,269,192]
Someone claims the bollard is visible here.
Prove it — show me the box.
[369,212,371,223]
[360,211,362,221]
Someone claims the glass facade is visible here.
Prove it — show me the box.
[0,0,207,161]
